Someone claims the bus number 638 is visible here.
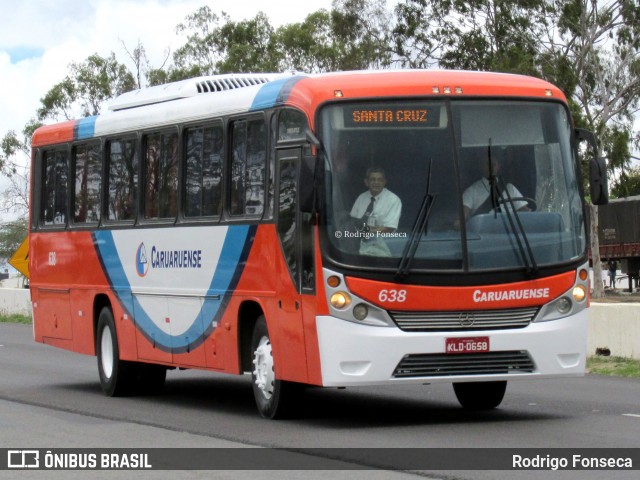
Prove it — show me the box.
[378,289,407,303]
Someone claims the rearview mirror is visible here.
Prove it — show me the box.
[589,156,609,205]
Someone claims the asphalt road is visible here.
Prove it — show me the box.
[1,322,639,480]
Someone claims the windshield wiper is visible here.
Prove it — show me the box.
[486,144,538,274]
[395,158,437,281]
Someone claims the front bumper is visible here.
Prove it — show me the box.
[316,311,587,387]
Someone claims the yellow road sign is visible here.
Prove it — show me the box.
[9,237,29,278]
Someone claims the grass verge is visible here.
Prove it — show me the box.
[0,313,32,324]
[587,356,640,378]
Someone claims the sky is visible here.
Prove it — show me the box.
[0,0,333,155]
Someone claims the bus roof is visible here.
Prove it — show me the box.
[32,70,567,148]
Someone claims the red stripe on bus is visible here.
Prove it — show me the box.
[345,270,576,311]
[32,121,76,147]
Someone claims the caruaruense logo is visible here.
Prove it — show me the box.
[136,243,149,277]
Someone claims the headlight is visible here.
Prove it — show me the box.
[330,292,351,309]
[555,297,572,314]
[352,303,369,321]
[534,263,590,322]
[572,285,587,302]
[323,269,395,327]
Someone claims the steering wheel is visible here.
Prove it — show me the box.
[497,197,537,212]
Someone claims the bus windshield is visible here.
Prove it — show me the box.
[320,99,586,273]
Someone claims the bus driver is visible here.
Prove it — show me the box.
[350,166,402,256]
[462,155,529,221]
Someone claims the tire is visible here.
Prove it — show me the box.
[96,307,138,397]
[453,381,507,410]
[250,316,302,419]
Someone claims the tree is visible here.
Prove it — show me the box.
[152,7,280,80]
[0,119,39,216]
[275,11,335,72]
[326,0,392,70]
[215,12,280,73]
[391,0,547,73]
[154,1,392,78]
[392,0,445,68]
[171,6,226,77]
[37,53,136,121]
[611,166,640,198]
[0,218,28,264]
[538,0,640,297]
[121,39,170,90]
[541,0,640,174]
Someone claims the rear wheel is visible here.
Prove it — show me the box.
[250,316,302,419]
[96,307,137,396]
[453,381,507,410]
[96,307,167,396]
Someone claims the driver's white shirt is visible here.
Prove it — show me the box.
[350,187,401,229]
[463,177,527,215]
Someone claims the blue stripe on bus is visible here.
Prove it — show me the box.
[93,225,252,351]
[250,76,306,111]
[74,116,97,140]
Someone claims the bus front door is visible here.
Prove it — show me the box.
[275,147,315,384]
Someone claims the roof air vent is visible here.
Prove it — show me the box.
[108,73,291,111]
[195,76,272,93]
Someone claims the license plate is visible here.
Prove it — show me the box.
[445,336,490,354]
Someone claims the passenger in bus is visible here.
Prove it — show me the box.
[350,166,402,256]
[462,155,529,220]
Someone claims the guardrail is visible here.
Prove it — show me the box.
[1,288,638,359]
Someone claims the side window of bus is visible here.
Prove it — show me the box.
[144,132,178,220]
[278,109,308,141]
[230,118,266,216]
[278,158,298,278]
[107,138,138,222]
[267,114,277,219]
[73,143,101,224]
[184,123,223,218]
[42,149,69,226]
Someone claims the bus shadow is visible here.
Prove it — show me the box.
[59,373,562,428]
[296,386,560,428]
[158,374,563,427]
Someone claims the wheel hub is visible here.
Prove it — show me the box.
[252,336,275,399]
[100,327,114,380]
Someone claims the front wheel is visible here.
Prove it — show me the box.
[453,381,507,410]
[250,316,302,419]
[96,307,137,396]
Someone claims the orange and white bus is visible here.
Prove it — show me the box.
[29,70,607,418]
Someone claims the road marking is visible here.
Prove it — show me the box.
[622,414,640,418]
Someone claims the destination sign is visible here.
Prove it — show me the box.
[344,104,441,128]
